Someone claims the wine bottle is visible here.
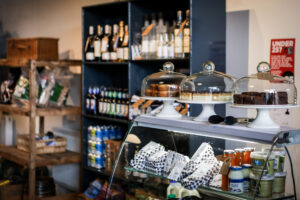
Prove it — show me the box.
[101,25,111,62]
[183,9,190,58]
[110,24,119,62]
[122,25,129,61]
[174,10,184,58]
[117,21,124,62]
[141,15,150,59]
[85,26,95,61]
[94,25,102,62]
[149,13,157,59]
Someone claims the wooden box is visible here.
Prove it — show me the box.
[0,184,24,200]
[7,38,59,61]
[17,134,66,154]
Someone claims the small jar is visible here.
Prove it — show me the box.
[242,164,252,192]
[263,148,285,172]
[229,166,244,194]
[243,147,255,164]
[273,172,287,193]
[250,151,275,175]
[222,150,236,190]
[250,172,274,198]
[251,168,268,176]
[235,148,245,166]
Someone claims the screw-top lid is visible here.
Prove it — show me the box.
[170,180,177,183]
[250,172,275,181]
[257,61,271,73]
[202,61,215,72]
[89,26,94,35]
[242,164,253,169]
[230,166,242,171]
[163,62,175,72]
[235,148,245,153]
[97,25,102,35]
[244,147,255,152]
[224,150,235,154]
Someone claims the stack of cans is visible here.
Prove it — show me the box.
[87,125,123,170]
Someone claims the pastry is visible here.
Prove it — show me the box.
[145,89,152,96]
[180,92,192,101]
[193,93,212,101]
[158,84,179,91]
[234,91,288,105]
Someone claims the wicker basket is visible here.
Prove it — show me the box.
[17,134,66,154]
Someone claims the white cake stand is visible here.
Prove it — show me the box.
[231,104,298,129]
[177,100,231,121]
[141,97,182,118]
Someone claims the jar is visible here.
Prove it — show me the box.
[263,148,285,172]
[243,147,255,164]
[242,164,252,192]
[250,151,275,175]
[222,150,236,190]
[228,166,244,194]
[235,148,245,166]
[251,168,268,176]
[250,172,274,198]
[273,172,287,193]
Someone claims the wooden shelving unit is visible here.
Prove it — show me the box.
[0,59,82,200]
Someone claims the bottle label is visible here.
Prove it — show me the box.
[149,39,156,53]
[110,52,117,61]
[90,99,96,113]
[125,105,129,118]
[157,45,163,58]
[142,40,149,53]
[168,45,174,58]
[243,178,250,191]
[101,37,108,52]
[86,52,94,61]
[98,101,103,114]
[116,103,121,116]
[102,102,107,113]
[123,35,129,46]
[94,40,101,57]
[107,102,111,114]
[229,179,244,194]
[274,156,279,169]
[174,29,183,54]
[120,104,125,117]
[183,28,190,53]
[123,47,129,60]
[163,45,168,58]
[102,52,110,60]
[117,48,124,60]
[86,98,90,110]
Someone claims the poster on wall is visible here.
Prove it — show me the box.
[270,38,295,81]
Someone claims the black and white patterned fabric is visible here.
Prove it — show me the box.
[144,150,167,175]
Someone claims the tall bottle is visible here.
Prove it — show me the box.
[116,88,122,118]
[86,86,92,114]
[183,9,190,58]
[156,12,166,41]
[85,26,95,61]
[94,25,102,61]
[157,33,164,59]
[122,25,129,61]
[101,25,112,62]
[141,15,150,59]
[125,90,129,119]
[168,33,175,59]
[102,88,108,115]
[110,24,119,62]
[117,21,125,62]
[107,88,113,116]
[162,33,169,59]
[97,87,104,115]
[90,87,98,115]
[174,10,184,58]
[149,13,157,59]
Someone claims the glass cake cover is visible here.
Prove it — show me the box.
[180,61,235,102]
[141,62,187,98]
[233,61,297,105]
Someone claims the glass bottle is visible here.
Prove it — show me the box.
[94,25,102,62]
[122,25,129,61]
[101,25,111,62]
[174,10,184,58]
[110,24,119,62]
[168,33,175,58]
[149,13,157,59]
[156,33,164,59]
[141,15,150,59]
[162,33,169,59]
[183,9,190,58]
[85,26,95,61]
[86,86,92,114]
[117,21,124,62]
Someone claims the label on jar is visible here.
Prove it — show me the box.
[229,179,244,194]
[183,28,190,53]
[86,52,94,60]
[253,159,263,167]
[174,29,183,53]
[243,178,250,191]
[94,40,101,57]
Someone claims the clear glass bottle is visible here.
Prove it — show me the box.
[141,15,150,59]
[101,25,111,62]
[85,26,95,61]
[162,33,169,59]
[149,13,157,59]
[174,10,184,58]
[156,33,164,59]
[168,33,175,59]
[183,9,190,58]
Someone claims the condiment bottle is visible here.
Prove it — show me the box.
[235,148,245,166]
[243,147,254,164]
[222,150,236,190]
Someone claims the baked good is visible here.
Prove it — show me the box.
[193,93,212,102]
[233,94,243,104]
[145,89,152,96]
[158,84,179,91]
[233,91,288,105]
[278,92,288,104]
[158,91,179,97]
[180,92,192,101]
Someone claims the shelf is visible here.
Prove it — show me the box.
[82,113,129,124]
[0,146,81,167]
[134,115,297,144]
[131,58,190,63]
[83,61,128,66]
[124,166,294,200]
[0,104,81,116]
[0,59,81,68]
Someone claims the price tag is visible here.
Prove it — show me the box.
[219,157,231,175]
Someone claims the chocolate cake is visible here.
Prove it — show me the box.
[233,91,288,105]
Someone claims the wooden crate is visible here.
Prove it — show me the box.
[7,38,58,61]
[17,134,66,154]
[0,184,24,200]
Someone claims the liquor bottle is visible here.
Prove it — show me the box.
[157,33,164,59]
[156,12,166,43]
[149,13,157,59]
[101,25,111,62]
[85,26,95,61]
[102,87,108,115]
[183,9,190,58]
[98,87,104,115]
[174,10,184,58]
[107,88,113,116]
[122,25,129,61]
[112,88,118,117]
[162,33,169,59]
[117,21,124,62]
[90,87,97,115]
[168,33,175,58]
[86,87,92,114]
[141,15,150,59]
[94,25,102,61]
[110,24,119,62]
[116,88,122,118]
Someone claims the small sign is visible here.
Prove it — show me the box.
[270,38,295,81]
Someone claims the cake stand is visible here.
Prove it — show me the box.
[231,104,298,129]
[141,97,181,118]
[177,100,231,121]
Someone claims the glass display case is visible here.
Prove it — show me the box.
[106,115,299,200]
[178,61,235,121]
[141,62,187,118]
[232,61,298,129]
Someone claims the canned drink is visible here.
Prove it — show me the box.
[95,154,101,169]
[91,127,96,141]
[95,141,105,156]
[88,140,93,153]
[91,153,96,168]
[91,140,96,154]
[88,126,93,140]
[109,126,117,140]
[116,127,122,139]
[103,127,110,140]
[88,152,92,167]
[96,127,103,141]
[100,155,106,169]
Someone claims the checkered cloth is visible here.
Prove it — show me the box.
[144,150,168,175]
[130,141,165,170]
[209,174,222,189]
[163,150,189,176]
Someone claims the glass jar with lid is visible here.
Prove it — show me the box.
[141,62,187,118]
[232,61,298,129]
[178,61,235,121]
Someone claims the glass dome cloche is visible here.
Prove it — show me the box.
[233,61,297,106]
[179,61,235,102]
[141,62,187,99]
